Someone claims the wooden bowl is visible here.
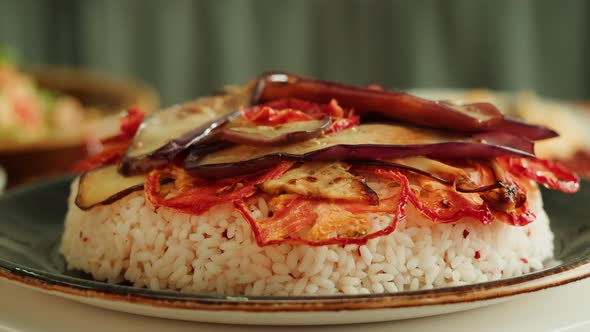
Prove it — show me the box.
[0,66,158,188]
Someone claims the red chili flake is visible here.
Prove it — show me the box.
[463,229,470,239]
[288,273,296,279]
[521,258,529,264]
[221,230,228,239]
[474,251,481,259]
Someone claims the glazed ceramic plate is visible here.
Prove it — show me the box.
[0,177,589,325]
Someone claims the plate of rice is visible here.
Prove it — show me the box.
[0,73,588,325]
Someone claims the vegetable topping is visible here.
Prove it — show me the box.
[71,73,581,246]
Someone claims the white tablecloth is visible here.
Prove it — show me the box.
[0,278,588,332]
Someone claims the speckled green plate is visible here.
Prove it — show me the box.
[0,176,588,325]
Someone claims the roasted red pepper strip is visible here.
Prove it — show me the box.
[234,171,409,246]
[71,107,144,172]
[498,157,580,193]
[145,162,293,215]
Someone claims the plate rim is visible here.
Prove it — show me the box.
[1,259,589,312]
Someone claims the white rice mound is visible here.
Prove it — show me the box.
[61,180,553,296]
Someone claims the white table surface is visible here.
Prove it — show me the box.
[0,278,588,332]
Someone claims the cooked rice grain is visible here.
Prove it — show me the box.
[61,180,553,295]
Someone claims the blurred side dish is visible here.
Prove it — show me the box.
[0,59,85,143]
[0,49,158,188]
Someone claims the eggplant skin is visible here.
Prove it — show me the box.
[252,72,504,132]
[252,72,557,140]
[119,74,551,178]
[185,124,535,179]
[119,108,240,176]
[119,83,254,176]
[75,165,147,210]
[75,183,145,210]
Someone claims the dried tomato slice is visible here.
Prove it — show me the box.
[254,98,330,119]
[119,106,144,138]
[145,162,293,215]
[375,169,494,224]
[499,157,580,193]
[71,107,144,172]
[323,99,360,134]
[235,197,318,246]
[492,203,536,226]
[408,188,494,224]
[558,151,590,179]
[243,106,314,125]
[244,98,359,134]
[70,140,130,173]
[482,170,536,226]
[234,171,409,246]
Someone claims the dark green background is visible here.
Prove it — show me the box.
[1,0,588,106]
